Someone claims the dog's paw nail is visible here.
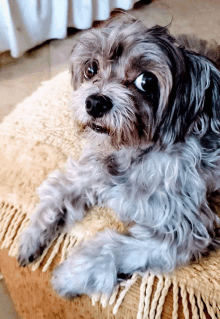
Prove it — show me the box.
[17,256,27,267]
[117,273,132,281]
[28,255,34,263]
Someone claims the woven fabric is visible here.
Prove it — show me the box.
[0,70,220,318]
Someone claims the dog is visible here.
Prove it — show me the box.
[18,16,220,298]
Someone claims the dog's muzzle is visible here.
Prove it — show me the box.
[85,94,113,118]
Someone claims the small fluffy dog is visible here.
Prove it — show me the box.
[18,16,220,298]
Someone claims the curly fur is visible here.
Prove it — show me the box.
[18,16,220,298]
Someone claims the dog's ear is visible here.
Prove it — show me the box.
[154,53,220,148]
[203,65,220,135]
[147,25,175,44]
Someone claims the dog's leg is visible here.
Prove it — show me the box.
[18,155,103,267]
[51,221,214,297]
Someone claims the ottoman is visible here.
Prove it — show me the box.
[0,71,219,319]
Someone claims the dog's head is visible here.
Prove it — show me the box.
[70,16,220,150]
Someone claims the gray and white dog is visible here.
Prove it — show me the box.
[18,16,220,298]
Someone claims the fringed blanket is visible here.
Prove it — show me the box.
[1,71,220,318]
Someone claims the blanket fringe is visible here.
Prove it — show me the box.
[155,276,172,319]
[1,200,220,319]
[107,274,220,319]
[113,273,139,315]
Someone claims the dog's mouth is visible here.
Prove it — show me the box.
[90,123,108,134]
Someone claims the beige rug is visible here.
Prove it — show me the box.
[1,70,220,318]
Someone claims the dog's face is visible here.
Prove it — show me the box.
[70,17,220,150]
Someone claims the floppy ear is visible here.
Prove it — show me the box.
[154,52,220,148]
[202,64,220,135]
[147,25,176,44]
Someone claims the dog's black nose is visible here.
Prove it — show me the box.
[85,94,113,118]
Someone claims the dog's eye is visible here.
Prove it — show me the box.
[84,60,98,79]
[134,72,158,93]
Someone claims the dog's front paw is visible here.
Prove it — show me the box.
[51,243,117,298]
[17,227,46,267]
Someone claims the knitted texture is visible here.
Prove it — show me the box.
[0,70,220,318]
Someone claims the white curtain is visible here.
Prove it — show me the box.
[0,0,139,58]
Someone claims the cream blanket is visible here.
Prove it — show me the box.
[1,71,220,318]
